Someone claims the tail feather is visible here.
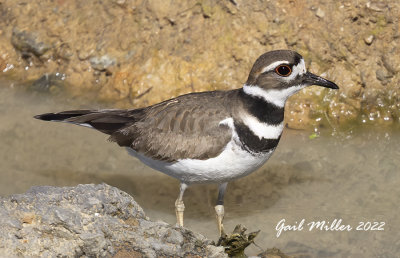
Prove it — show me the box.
[34,109,135,135]
[34,110,93,121]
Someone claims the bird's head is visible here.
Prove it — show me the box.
[244,50,338,107]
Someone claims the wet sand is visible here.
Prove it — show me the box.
[0,82,399,257]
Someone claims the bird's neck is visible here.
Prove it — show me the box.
[238,85,284,126]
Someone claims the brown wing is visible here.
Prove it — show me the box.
[109,91,236,162]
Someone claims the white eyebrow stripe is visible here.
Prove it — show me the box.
[280,58,307,82]
[260,60,289,74]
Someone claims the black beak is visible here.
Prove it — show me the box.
[303,72,339,89]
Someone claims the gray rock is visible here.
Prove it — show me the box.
[381,52,399,74]
[11,28,51,57]
[90,55,116,71]
[0,184,227,257]
[376,69,390,81]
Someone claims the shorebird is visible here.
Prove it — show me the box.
[35,50,338,236]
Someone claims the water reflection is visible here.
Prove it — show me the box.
[0,81,399,257]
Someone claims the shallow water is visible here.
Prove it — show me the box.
[0,81,399,257]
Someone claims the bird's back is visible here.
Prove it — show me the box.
[110,90,238,162]
[35,90,239,163]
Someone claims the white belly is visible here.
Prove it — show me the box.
[126,140,275,184]
[127,117,281,184]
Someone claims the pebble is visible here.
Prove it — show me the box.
[115,0,126,5]
[364,35,374,45]
[366,1,386,12]
[316,8,325,18]
[90,55,116,71]
[376,69,388,81]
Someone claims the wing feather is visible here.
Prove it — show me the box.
[109,91,235,162]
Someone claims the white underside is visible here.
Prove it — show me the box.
[126,118,276,184]
[127,143,273,185]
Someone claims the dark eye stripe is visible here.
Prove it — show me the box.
[275,65,292,76]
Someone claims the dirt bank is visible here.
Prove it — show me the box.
[0,0,399,129]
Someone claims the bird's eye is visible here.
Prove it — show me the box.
[275,65,292,77]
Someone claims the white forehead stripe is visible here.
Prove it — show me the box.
[260,60,289,74]
[260,58,306,77]
[279,58,306,83]
[293,59,306,76]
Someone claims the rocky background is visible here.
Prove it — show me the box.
[0,0,399,129]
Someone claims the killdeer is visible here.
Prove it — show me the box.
[35,50,338,236]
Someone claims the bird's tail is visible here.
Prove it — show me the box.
[34,109,134,135]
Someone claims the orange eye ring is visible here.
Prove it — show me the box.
[275,65,292,77]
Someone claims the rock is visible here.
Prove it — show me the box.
[315,8,325,18]
[375,69,390,81]
[115,0,126,5]
[56,43,74,60]
[381,51,399,74]
[364,35,374,45]
[0,184,228,257]
[90,55,117,71]
[11,28,51,57]
[366,1,387,12]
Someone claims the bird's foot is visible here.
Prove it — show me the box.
[175,199,185,227]
[215,204,225,236]
[217,224,260,257]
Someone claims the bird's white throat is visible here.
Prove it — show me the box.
[242,84,306,108]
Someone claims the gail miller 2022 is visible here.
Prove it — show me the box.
[275,218,385,237]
